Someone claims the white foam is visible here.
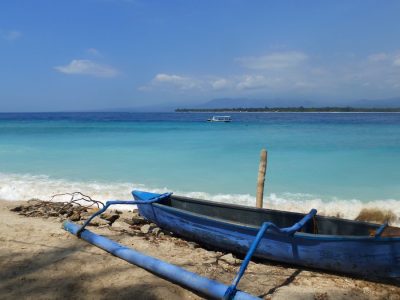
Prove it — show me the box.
[1,172,399,224]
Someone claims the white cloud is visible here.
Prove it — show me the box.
[137,85,151,91]
[211,78,230,90]
[329,52,400,95]
[54,59,118,78]
[367,51,400,67]
[294,81,316,88]
[0,30,22,41]
[236,51,308,70]
[151,73,200,90]
[393,55,400,67]
[87,48,102,57]
[236,75,266,90]
[368,52,388,62]
[236,75,284,90]
[140,49,400,99]
[143,72,308,93]
[154,73,185,83]
[141,74,234,92]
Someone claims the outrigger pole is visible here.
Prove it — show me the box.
[63,193,260,300]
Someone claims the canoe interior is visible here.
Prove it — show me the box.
[157,195,400,237]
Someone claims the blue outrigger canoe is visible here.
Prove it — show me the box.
[132,191,400,279]
[64,190,400,299]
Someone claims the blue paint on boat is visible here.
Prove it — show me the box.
[133,190,400,279]
[62,189,399,299]
[63,192,266,298]
[224,208,317,299]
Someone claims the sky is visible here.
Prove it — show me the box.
[1,0,400,112]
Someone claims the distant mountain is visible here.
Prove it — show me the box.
[351,97,400,108]
[99,96,400,112]
[193,97,400,109]
[198,98,316,109]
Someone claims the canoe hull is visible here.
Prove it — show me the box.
[135,194,400,279]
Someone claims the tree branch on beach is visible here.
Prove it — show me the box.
[10,192,105,222]
[50,192,104,211]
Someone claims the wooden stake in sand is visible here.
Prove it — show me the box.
[256,149,267,208]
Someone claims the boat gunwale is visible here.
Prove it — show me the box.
[147,195,400,242]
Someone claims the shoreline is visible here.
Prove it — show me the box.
[2,111,400,114]
[1,173,399,226]
[174,111,400,114]
[1,199,399,299]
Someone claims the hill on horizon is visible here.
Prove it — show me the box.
[193,97,400,109]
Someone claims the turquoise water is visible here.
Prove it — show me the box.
[0,112,399,219]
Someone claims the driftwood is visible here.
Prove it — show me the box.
[9,192,117,224]
[49,192,104,210]
[9,192,168,238]
[8,193,252,269]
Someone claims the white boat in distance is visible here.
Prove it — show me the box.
[207,115,232,122]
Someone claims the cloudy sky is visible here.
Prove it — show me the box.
[1,0,400,111]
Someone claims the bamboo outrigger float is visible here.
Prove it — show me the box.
[63,191,400,299]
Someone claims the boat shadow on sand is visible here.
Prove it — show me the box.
[6,199,400,299]
[0,239,191,300]
[2,233,399,300]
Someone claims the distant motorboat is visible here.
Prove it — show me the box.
[207,115,232,122]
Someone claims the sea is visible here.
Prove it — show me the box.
[1,112,399,222]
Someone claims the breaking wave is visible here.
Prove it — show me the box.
[1,172,399,225]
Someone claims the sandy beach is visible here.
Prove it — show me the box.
[0,199,399,300]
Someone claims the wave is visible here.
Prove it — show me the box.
[1,172,399,225]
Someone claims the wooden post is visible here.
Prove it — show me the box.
[256,149,267,208]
